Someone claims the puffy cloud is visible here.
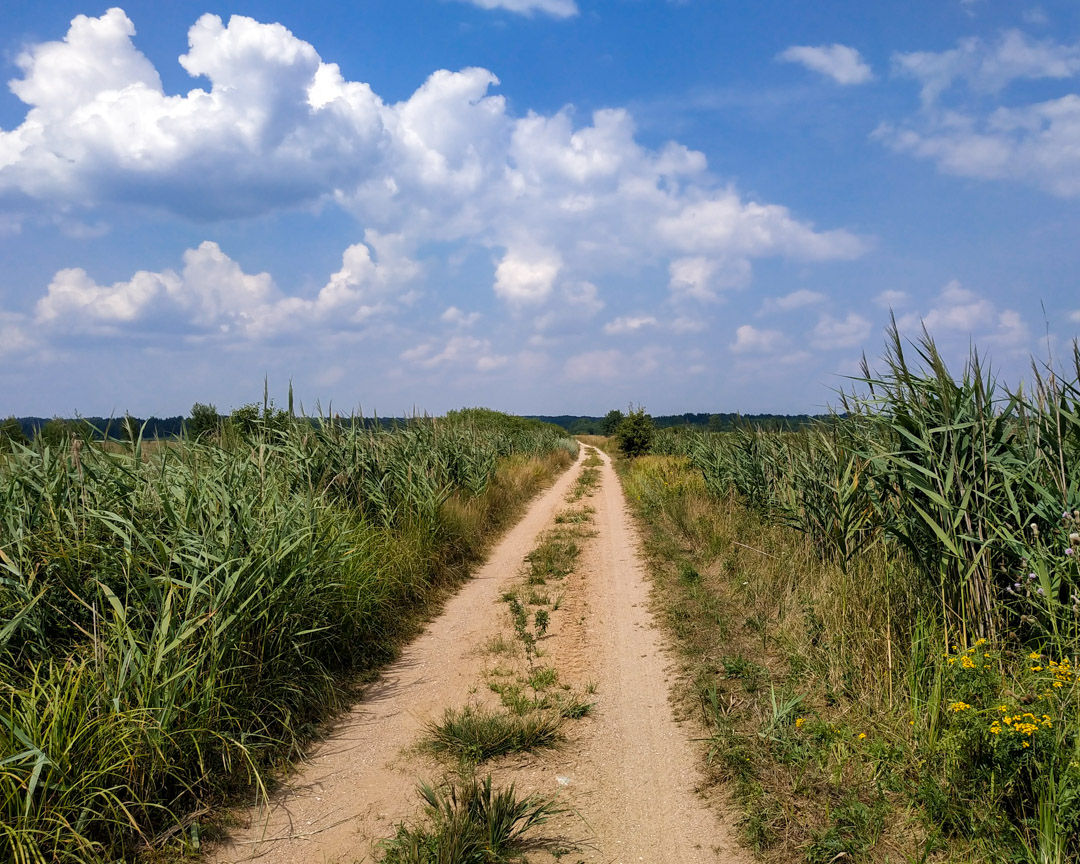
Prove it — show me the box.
[656,192,865,260]
[34,234,419,338]
[493,247,562,304]
[811,312,873,349]
[881,30,1080,197]
[894,280,1030,352]
[777,44,874,85]
[456,0,579,17]
[897,279,993,332]
[604,315,658,335]
[758,289,826,315]
[730,324,786,354]
[877,95,1080,197]
[1,8,865,294]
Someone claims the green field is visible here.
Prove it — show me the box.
[0,408,576,863]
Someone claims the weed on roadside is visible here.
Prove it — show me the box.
[377,773,565,863]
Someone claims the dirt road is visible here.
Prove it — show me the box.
[209,446,747,864]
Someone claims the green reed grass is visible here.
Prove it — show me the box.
[635,330,1080,861]
[0,410,575,862]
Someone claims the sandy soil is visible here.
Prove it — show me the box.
[207,446,748,864]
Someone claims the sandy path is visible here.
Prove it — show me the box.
[515,449,749,863]
[208,448,587,864]
[208,445,748,864]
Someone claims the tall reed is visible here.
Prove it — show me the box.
[0,410,575,862]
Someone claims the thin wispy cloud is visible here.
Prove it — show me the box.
[454,0,578,17]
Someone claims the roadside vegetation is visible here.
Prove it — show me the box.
[618,331,1080,862]
[0,405,576,863]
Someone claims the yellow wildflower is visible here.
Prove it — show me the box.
[950,701,971,713]
[795,717,805,729]
[858,732,867,740]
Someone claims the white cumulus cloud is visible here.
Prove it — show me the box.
[880,30,1080,197]
[4,8,870,359]
[493,248,562,305]
[777,44,874,85]
[34,233,419,338]
[894,281,1030,353]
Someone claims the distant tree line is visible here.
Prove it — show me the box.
[1,402,571,448]
[1,404,829,449]
[531,411,831,435]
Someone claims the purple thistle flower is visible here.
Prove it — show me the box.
[1067,548,1074,556]
[1038,587,1045,595]
[1029,572,1038,580]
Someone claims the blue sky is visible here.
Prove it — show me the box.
[2,0,1079,418]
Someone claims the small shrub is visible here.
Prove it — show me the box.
[615,406,654,458]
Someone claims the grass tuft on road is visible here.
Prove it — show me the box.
[428,705,565,763]
[377,774,564,864]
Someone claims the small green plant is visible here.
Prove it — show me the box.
[378,774,564,863]
[528,666,558,691]
[428,705,564,762]
[506,596,538,664]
